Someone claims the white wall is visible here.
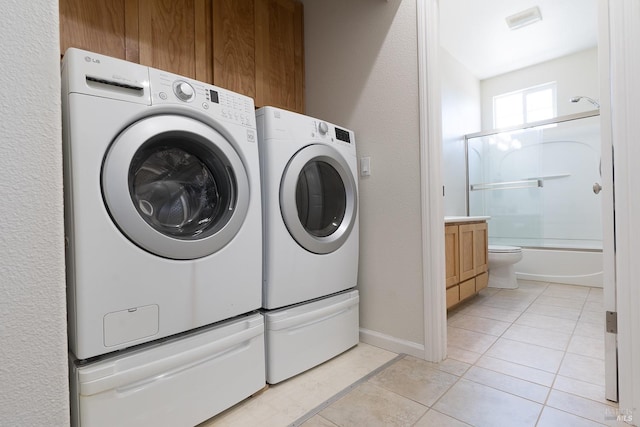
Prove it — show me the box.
[441,49,481,216]
[302,0,425,353]
[0,1,69,426]
[481,48,599,130]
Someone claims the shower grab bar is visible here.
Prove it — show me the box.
[470,179,543,191]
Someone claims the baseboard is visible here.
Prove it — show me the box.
[359,328,425,359]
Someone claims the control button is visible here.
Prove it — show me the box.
[202,102,209,110]
[318,121,329,135]
[173,81,195,102]
[159,92,168,100]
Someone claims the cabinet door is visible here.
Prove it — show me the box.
[60,0,130,59]
[137,0,212,81]
[459,223,476,282]
[255,0,304,112]
[213,0,256,98]
[473,222,488,274]
[460,222,489,281]
[445,225,460,287]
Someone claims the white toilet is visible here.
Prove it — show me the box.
[487,245,523,289]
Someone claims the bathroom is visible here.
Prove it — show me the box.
[440,0,615,411]
[441,1,603,289]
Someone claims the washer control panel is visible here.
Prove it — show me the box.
[148,68,255,128]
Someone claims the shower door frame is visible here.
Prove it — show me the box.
[463,109,602,248]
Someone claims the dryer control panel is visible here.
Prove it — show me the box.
[148,68,255,129]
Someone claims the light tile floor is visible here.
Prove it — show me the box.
[203,280,625,426]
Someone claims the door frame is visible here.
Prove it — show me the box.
[417,0,446,362]
[605,0,640,418]
[597,0,618,403]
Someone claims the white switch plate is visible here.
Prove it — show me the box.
[360,156,371,176]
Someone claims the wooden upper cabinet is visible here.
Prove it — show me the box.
[137,0,212,82]
[60,0,213,82]
[211,0,304,112]
[255,0,304,113]
[60,0,129,59]
[59,0,305,112]
[213,0,256,99]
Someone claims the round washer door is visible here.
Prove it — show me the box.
[280,144,357,254]
[102,115,249,260]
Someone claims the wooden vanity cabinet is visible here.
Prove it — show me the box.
[59,0,305,113]
[445,221,489,309]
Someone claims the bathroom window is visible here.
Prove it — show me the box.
[493,82,557,129]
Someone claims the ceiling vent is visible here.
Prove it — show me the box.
[505,6,542,30]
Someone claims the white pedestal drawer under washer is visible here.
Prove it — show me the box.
[62,48,263,360]
[256,106,360,309]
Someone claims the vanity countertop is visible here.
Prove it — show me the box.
[444,216,490,224]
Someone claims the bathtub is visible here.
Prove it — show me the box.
[514,248,603,287]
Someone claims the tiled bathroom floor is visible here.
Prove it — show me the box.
[203,280,622,426]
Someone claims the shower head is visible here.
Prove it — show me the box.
[570,96,600,109]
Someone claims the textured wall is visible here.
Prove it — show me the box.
[441,49,481,216]
[0,1,69,426]
[302,0,424,347]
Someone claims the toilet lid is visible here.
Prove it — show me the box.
[488,245,522,253]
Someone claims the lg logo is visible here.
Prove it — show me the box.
[84,56,100,64]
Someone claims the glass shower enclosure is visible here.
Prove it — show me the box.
[466,111,602,251]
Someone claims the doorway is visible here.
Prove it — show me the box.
[416,0,618,404]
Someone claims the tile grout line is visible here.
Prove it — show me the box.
[453,282,614,426]
[430,283,550,426]
[287,353,407,427]
[444,282,554,425]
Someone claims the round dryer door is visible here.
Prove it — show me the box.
[102,115,250,260]
[280,144,357,254]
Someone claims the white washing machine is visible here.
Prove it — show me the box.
[256,107,360,383]
[62,48,263,360]
[256,106,360,309]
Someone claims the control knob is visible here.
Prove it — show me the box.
[318,121,329,135]
[173,81,195,102]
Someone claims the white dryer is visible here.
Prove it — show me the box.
[62,48,263,360]
[256,107,359,309]
[256,107,360,384]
